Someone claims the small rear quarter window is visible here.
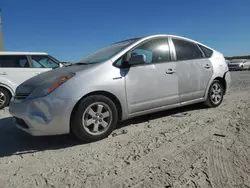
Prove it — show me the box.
[198,44,213,58]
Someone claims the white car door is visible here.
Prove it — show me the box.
[124,37,179,114]
[0,55,38,92]
[171,38,213,102]
[29,55,61,75]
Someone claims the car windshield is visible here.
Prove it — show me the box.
[77,38,140,64]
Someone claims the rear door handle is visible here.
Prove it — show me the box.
[166,69,175,74]
[0,72,7,75]
[204,64,211,69]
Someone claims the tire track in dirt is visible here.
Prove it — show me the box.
[208,138,238,188]
[102,119,215,188]
[232,141,250,187]
[119,140,211,188]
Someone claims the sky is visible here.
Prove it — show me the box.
[0,0,250,62]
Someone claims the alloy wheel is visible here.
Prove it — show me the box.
[210,83,222,104]
[82,102,112,136]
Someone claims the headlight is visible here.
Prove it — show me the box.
[27,72,75,99]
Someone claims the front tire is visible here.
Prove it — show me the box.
[204,80,224,108]
[0,88,11,109]
[71,95,118,142]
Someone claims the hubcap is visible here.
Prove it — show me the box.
[82,102,112,136]
[0,92,6,107]
[211,83,222,104]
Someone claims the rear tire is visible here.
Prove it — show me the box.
[204,80,224,108]
[0,88,11,109]
[71,95,118,142]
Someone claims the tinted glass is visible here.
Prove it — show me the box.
[172,38,203,61]
[130,38,171,64]
[31,55,59,68]
[0,55,29,67]
[198,44,213,58]
[115,58,123,67]
[32,60,43,68]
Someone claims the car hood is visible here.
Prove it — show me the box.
[15,64,97,95]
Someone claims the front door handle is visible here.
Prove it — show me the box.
[166,69,175,74]
[0,72,7,75]
[204,64,211,69]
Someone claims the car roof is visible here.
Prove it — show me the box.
[147,34,212,48]
[110,34,215,62]
[0,52,48,55]
[125,34,214,51]
[114,34,213,50]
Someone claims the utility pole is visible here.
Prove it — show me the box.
[0,8,4,51]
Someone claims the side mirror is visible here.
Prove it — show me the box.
[129,54,146,65]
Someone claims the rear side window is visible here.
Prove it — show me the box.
[198,44,213,58]
[0,55,29,68]
[172,38,203,61]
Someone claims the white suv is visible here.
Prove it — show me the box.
[0,52,64,109]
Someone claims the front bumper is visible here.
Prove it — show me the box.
[9,96,78,136]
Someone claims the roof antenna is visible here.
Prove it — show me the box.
[0,8,4,51]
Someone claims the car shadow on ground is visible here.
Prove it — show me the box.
[117,103,206,129]
[0,103,206,157]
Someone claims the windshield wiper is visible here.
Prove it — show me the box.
[64,62,98,67]
[75,62,98,65]
[61,62,73,67]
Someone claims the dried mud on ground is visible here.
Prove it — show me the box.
[0,71,250,188]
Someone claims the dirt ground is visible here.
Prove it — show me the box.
[0,71,250,188]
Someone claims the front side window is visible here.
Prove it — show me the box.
[130,38,171,64]
[31,56,59,68]
[172,38,203,61]
[0,55,29,68]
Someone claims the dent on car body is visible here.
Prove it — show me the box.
[27,100,52,124]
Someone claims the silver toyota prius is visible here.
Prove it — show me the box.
[9,34,231,142]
